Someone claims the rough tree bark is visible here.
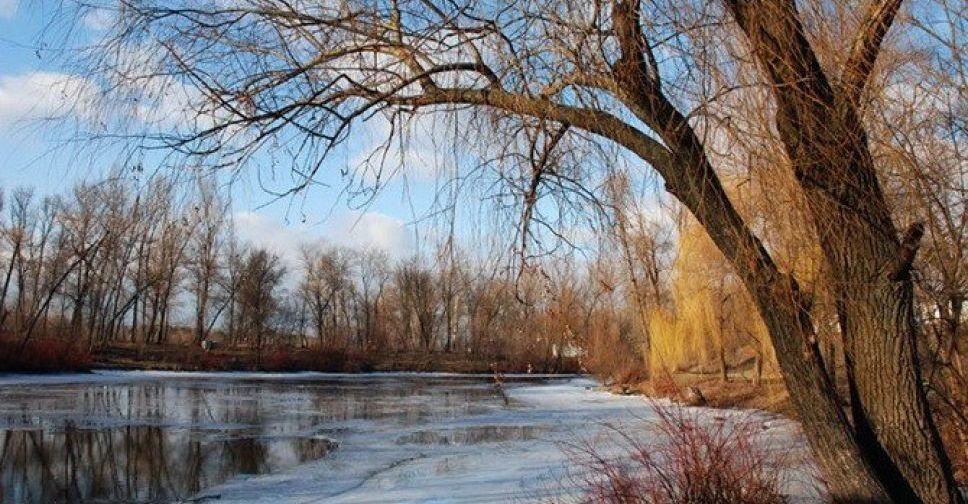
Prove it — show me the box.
[725,1,962,502]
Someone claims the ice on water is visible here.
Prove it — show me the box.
[0,371,822,503]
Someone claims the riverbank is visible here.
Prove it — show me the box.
[0,338,581,375]
[611,372,968,485]
[92,342,582,374]
[611,373,794,417]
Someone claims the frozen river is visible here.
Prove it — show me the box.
[0,371,821,503]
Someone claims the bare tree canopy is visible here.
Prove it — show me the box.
[32,0,968,502]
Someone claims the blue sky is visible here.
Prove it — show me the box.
[0,1,481,265]
[0,1,662,272]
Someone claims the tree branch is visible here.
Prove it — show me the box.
[841,0,905,107]
[388,86,674,170]
[611,0,659,90]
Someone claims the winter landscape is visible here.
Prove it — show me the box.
[0,372,821,503]
[1,0,966,502]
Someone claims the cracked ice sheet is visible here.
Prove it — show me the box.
[187,378,824,504]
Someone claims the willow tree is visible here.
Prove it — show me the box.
[57,0,963,501]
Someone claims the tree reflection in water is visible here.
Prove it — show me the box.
[0,376,505,504]
[0,424,334,503]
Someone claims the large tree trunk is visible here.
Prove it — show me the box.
[748,272,894,502]
[726,1,962,501]
[840,274,955,503]
[638,122,896,500]
[600,31,895,501]
[601,2,956,498]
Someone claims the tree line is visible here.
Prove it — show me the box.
[0,177,636,373]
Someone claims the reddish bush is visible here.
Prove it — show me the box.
[59,342,93,370]
[312,346,349,371]
[648,374,681,399]
[302,345,375,372]
[263,347,293,371]
[614,363,650,386]
[198,351,230,371]
[582,320,650,384]
[252,345,376,373]
[567,403,790,504]
[0,337,93,373]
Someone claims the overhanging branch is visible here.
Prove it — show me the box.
[841,0,905,107]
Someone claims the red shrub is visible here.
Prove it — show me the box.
[263,347,293,371]
[255,345,376,372]
[29,339,63,368]
[198,351,230,371]
[59,341,93,370]
[567,403,791,504]
[301,345,374,372]
[0,337,93,373]
[614,364,650,386]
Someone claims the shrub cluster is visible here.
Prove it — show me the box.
[0,337,93,373]
[569,404,788,504]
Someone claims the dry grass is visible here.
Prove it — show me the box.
[582,315,649,385]
[645,374,794,417]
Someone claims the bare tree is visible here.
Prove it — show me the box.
[299,244,354,347]
[394,258,438,352]
[354,248,391,351]
[604,172,673,372]
[40,0,968,499]
[220,235,246,346]
[864,2,968,478]
[237,248,285,365]
[188,178,227,344]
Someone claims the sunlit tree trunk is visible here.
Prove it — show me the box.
[726,2,961,501]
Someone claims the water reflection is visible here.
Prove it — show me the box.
[0,426,334,503]
[0,376,510,503]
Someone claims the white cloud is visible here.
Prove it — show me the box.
[233,211,313,269]
[0,0,16,19]
[0,68,214,136]
[351,112,459,184]
[0,72,98,129]
[82,8,114,30]
[329,211,413,255]
[233,210,413,269]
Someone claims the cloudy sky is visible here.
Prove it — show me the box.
[0,1,476,266]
